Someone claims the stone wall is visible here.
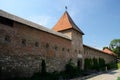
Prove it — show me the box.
[71,30,84,69]
[0,20,73,78]
[59,29,84,69]
[83,45,116,64]
[0,12,116,79]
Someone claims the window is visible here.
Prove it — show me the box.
[75,50,77,53]
[54,45,58,50]
[79,50,81,54]
[22,39,26,46]
[67,49,70,52]
[35,42,39,47]
[0,16,13,27]
[62,48,64,51]
[46,43,49,48]
[4,35,11,42]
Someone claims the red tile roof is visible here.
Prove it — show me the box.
[52,11,84,35]
[103,48,116,56]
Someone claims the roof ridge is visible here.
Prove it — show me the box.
[52,11,84,35]
[66,11,84,34]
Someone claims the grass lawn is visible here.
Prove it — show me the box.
[117,77,120,80]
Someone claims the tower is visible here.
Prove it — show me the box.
[52,11,84,69]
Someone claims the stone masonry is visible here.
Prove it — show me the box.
[0,10,116,78]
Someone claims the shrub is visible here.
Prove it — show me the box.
[62,59,82,79]
[117,62,120,69]
[84,58,93,71]
[92,58,99,71]
[106,62,117,70]
[99,58,105,71]
[41,59,46,74]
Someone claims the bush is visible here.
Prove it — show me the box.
[92,58,99,71]
[84,58,106,71]
[99,58,105,71]
[106,62,117,70]
[41,59,46,74]
[64,59,81,79]
[84,58,93,71]
[117,62,120,69]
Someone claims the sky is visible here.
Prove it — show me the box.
[0,0,120,50]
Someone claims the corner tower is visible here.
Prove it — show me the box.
[52,11,84,68]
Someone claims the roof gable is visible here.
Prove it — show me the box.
[52,11,84,35]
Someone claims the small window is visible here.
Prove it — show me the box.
[35,42,39,47]
[54,46,58,50]
[46,43,49,48]
[67,49,70,52]
[22,39,26,46]
[4,35,11,42]
[62,48,64,51]
[79,50,81,54]
[75,50,77,53]
[0,16,13,27]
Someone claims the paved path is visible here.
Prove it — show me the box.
[87,69,120,80]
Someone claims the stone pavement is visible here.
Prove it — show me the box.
[87,69,120,80]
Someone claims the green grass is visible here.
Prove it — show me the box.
[117,62,120,69]
[117,77,120,80]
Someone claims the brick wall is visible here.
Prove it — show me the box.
[83,45,116,64]
[0,21,72,78]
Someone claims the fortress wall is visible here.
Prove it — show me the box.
[83,45,116,64]
[0,21,72,78]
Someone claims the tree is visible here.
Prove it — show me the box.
[103,46,109,50]
[109,39,120,57]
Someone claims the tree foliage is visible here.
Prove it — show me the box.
[103,46,109,50]
[109,39,120,57]
[84,58,93,70]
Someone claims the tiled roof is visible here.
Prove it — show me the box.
[0,10,71,40]
[103,48,116,56]
[52,11,84,35]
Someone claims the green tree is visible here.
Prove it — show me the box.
[109,39,120,57]
[103,46,109,50]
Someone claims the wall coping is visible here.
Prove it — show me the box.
[0,10,71,40]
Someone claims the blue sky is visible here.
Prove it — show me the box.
[0,0,120,49]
